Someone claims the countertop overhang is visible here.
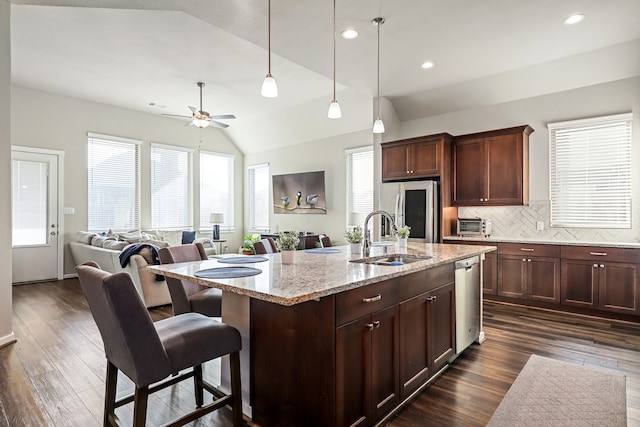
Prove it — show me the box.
[147,243,495,306]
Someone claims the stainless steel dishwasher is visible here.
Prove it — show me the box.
[454,256,480,354]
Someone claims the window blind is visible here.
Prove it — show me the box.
[549,113,632,228]
[87,133,140,231]
[346,146,374,228]
[151,143,193,229]
[200,151,234,232]
[249,163,270,232]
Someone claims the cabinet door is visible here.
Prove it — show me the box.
[485,134,524,205]
[599,262,639,315]
[399,292,430,397]
[497,254,526,298]
[527,257,560,303]
[561,259,598,309]
[429,282,455,371]
[483,251,498,295]
[410,140,440,177]
[370,305,400,420]
[452,138,485,205]
[336,316,370,427]
[381,144,409,181]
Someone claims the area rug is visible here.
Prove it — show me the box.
[487,354,627,426]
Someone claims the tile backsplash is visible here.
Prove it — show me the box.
[458,199,640,243]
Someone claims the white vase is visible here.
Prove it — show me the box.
[281,250,295,264]
[350,243,362,254]
[398,237,408,248]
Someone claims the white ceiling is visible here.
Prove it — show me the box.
[9,0,640,153]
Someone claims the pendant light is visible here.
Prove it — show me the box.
[261,0,278,97]
[327,0,342,119]
[372,17,385,133]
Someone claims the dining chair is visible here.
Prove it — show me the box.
[158,243,222,317]
[253,238,277,254]
[320,235,332,247]
[75,262,243,427]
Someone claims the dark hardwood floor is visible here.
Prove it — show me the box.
[2,279,639,426]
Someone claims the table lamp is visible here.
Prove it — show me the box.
[209,213,224,240]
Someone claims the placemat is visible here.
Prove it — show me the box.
[304,248,342,254]
[217,256,269,264]
[194,267,262,279]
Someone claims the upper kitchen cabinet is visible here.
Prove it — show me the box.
[452,125,533,206]
[382,133,453,182]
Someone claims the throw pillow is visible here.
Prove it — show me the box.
[103,240,129,250]
[77,231,98,244]
[182,230,196,244]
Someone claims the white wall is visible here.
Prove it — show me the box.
[0,0,15,347]
[11,85,245,275]
[244,129,374,245]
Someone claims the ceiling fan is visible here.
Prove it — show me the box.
[163,82,235,129]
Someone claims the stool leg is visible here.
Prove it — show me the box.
[230,351,243,427]
[104,361,118,427]
[193,364,204,407]
[133,386,149,427]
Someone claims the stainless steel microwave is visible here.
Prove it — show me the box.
[457,218,492,236]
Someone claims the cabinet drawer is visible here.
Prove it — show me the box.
[499,242,560,257]
[336,279,399,326]
[561,246,640,263]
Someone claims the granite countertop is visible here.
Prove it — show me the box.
[444,235,640,249]
[147,242,495,306]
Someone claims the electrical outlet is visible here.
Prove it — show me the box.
[536,221,544,231]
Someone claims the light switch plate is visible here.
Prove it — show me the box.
[536,221,544,231]
[64,207,75,215]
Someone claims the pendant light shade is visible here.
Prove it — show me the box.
[372,17,385,133]
[327,0,341,119]
[261,0,278,97]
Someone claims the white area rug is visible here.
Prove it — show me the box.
[487,354,627,426]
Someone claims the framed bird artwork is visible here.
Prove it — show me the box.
[272,171,327,214]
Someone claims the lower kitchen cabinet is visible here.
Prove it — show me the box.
[498,255,560,302]
[336,305,400,427]
[398,282,455,398]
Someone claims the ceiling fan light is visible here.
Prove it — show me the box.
[373,118,385,134]
[261,73,278,97]
[328,100,342,119]
[193,118,210,128]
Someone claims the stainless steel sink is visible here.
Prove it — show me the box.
[351,254,432,266]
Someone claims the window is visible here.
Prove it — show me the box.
[88,133,140,231]
[200,151,234,232]
[151,143,193,229]
[248,163,270,232]
[549,113,632,228]
[346,146,374,228]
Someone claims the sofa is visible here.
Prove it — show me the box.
[69,230,218,308]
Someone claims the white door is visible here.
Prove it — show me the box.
[11,150,60,283]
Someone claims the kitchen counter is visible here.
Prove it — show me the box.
[147,242,496,306]
[444,235,640,249]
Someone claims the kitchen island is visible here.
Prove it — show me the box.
[148,243,495,426]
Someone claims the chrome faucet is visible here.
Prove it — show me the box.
[363,210,398,257]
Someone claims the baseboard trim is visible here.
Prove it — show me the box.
[0,332,17,349]
[63,273,78,279]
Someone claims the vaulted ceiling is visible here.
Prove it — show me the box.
[10,0,640,153]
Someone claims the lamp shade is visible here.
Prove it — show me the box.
[261,73,278,97]
[209,213,224,224]
[193,118,210,128]
[373,118,385,134]
[327,100,342,119]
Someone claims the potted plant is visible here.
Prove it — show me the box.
[276,231,300,264]
[241,234,261,255]
[397,225,410,248]
[344,226,364,253]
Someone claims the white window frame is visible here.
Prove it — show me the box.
[548,113,632,228]
[199,150,235,233]
[150,143,193,229]
[346,146,374,228]
[87,133,141,231]
[248,163,270,233]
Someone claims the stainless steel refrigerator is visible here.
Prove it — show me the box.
[381,180,439,242]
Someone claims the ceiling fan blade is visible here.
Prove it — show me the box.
[162,113,192,119]
[208,120,229,129]
[184,121,195,127]
[209,114,236,120]
[188,106,199,115]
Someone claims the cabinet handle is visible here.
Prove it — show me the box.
[600,264,605,268]
[373,320,381,329]
[590,252,607,256]
[426,295,437,302]
[522,259,526,262]
[366,323,374,331]
[527,259,531,262]
[520,248,534,252]
[406,170,410,174]
[593,264,598,268]
[362,294,382,303]
[479,198,484,202]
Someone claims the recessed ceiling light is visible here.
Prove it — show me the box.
[421,61,435,69]
[564,14,585,25]
[341,29,358,39]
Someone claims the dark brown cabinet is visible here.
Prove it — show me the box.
[336,305,399,427]
[398,282,455,398]
[452,125,533,206]
[497,243,560,303]
[381,133,452,182]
